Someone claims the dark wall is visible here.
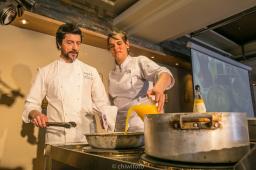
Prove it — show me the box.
[164,66,193,113]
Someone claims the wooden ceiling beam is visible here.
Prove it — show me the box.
[11,11,191,70]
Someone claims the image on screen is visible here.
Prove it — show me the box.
[191,49,254,117]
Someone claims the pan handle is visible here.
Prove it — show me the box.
[171,113,222,130]
[46,122,77,128]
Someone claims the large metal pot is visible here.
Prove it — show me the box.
[248,117,256,142]
[85,132,144,149]
[144,112,250,163]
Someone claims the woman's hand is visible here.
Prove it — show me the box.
[147,72,172,112]
[147,87,165,112]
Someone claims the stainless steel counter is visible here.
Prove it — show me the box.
[45,144,149,170]
[45,143,255,170]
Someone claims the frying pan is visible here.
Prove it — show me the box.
[85,132,144,149]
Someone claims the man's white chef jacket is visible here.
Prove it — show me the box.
[108,55,174,131]
[22,58,117,145]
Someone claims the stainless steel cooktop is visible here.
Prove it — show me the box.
[81,145,235,170]
[46,142,256,170]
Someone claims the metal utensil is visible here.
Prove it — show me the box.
[85,132,144,149]
[46,122,77,128]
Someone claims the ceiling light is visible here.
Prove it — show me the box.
[0,0,36,25]
[151,56,155,59]
[20,19,28,24]
[0,4,17,25]
[101,0,117,6]
[17,4,24,17]
[16,0,36,9]
[175,62,179,66]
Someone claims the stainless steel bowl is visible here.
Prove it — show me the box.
[85,132,144,149]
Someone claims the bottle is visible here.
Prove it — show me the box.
[193,85,206,113]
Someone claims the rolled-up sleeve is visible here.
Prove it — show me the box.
[138,56,175,89]
[22,69,46,123]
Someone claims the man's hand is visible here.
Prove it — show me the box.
[29,110,48,128]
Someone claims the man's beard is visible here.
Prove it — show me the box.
[62,49,79,62]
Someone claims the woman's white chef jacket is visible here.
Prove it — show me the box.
[22,58,117,145]
[108,55,174,131]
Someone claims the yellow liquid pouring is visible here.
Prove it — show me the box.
[124,104,159,133]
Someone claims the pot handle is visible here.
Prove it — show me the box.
[172,113,222,130]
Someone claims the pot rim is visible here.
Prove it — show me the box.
[85,132,144,136]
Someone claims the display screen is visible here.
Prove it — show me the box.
[191,46,254,117]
